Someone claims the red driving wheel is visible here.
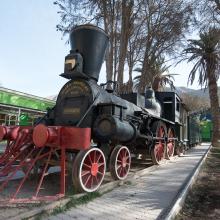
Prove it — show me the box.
[165,127,175,159]
[151,121,167,165]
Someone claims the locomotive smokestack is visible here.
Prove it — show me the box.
[63,24,109,81]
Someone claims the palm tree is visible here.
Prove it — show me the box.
[183,28,220,147]
[151,72,176,91]
[133,63,176,92]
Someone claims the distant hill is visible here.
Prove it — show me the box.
[46,86,219,101]
[175,87,210,99]
[165,86,220,100]
[175,87,198,95]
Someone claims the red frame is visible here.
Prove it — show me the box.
[0,125,91,203]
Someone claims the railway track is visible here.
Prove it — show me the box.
[0,156,153,181]
[0,155,153,199]
[0,155,155,218]
[0,138,170,219]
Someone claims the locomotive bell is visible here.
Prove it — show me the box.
[61,24,109,81]
[145,87,155,99]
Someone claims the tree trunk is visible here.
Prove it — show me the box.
[126,65,133,92]
[207,69,220,147]
[139,59,153,93]
[152,77,160,91]
[105,36,114,81]
[139,35,154,93]
[117,0,133,92]
[102,0,114,81]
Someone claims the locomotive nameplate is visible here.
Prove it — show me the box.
[63,107,80,115]
[59,80,91,98]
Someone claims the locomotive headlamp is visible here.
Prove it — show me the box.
[65,58,76,71]
[61,53,84,79]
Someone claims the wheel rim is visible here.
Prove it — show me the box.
[167,128,175,158]
[115,146,131,180]
[79,148,106,192]
[154,125,166,163]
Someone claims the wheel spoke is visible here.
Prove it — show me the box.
[98,162,105,167]
[91,175,94,188]
[123,149,127,158]
[83,163,92,169]
[84,174,92,187]
[97,154,102,163]
[118,166,123,177]
[94,175,98,184]
[125,157,130,162]
[122,167,126,177]
[93,150,96,163]
[118,152,123,161]
[167,129,175,158]
[125,162,130,166]
[88,153,93,164]
[97,170,104,175]
[117,164,122,169]
[81,170,90,177]
[121,168,124,177]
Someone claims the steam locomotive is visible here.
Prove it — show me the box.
[35,24,178,192]
[0,24,200,199]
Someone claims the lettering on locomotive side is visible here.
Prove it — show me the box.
[60,81,91,97]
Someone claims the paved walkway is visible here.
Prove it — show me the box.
[48,143,210,220]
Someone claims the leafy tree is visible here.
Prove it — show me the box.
[54,0,193,92]
[194,0,220,29]
[54,0,134,86]
[180,93,210,112]
[136,0,193,92]
[183,28,220,146]
[152,73,176,92]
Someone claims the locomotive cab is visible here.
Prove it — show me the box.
[155,92,182,124]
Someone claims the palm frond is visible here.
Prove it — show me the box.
[184,28,220,87]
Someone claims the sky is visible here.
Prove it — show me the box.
[0,0,206,98]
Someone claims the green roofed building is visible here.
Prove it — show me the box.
[0,87,55,125]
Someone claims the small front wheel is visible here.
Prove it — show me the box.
[72,147,106,193]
